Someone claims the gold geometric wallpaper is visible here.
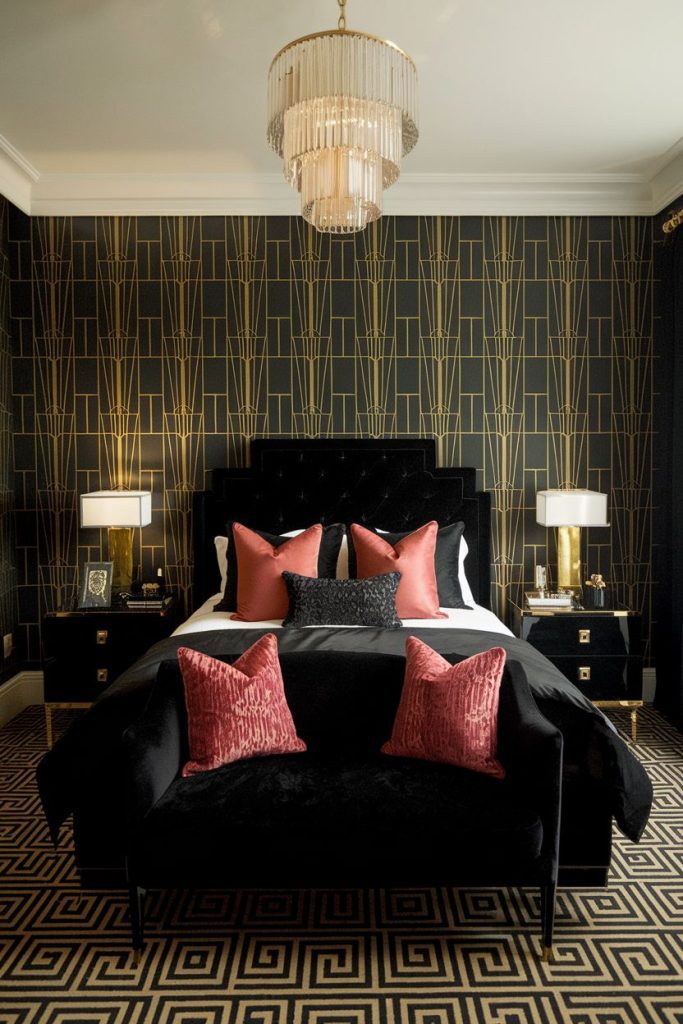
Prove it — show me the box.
[7,211,653,663]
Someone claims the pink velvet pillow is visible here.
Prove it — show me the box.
[350,521,446,619]
[382,637,506,778]
[231,522,322,621]
[178,634,306,776]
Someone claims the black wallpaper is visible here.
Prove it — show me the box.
[0,197,17,674]
[7,211,653,663]
[653,202,683,719]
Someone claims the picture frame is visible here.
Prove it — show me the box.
[78,561,114,609]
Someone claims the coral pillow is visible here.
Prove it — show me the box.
[231,522,322,621]
[382,637,506,778]
[348,521,470,609]
[214,524,345,613]
[178,634,306,776]
[350,521,447,619]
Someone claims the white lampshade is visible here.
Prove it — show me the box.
[536,489,609,527]
[80,491,152,529]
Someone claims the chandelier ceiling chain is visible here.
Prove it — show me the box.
[266,0,419,234]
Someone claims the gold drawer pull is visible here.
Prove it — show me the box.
[579,629,591,644]
[96,630,108,645]
[96,669,108,683]
[578,666,591,682]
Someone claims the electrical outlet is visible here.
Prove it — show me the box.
[3,633,12,659]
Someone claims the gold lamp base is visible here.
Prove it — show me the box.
[108,527,134,592]
[557,525,582,592]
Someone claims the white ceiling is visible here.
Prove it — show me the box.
[2,0,683,215]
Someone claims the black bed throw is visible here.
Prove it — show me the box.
[36,627,652,844]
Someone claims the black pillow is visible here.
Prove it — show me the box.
[282,571,402,628]
[347,521,471,609]
[214,523,345,612]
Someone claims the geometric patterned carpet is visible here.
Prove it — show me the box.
[1,705,682,1024]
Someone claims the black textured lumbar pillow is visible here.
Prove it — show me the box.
[282,571,402,628]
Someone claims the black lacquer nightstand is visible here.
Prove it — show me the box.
[512,600,644,741]
[42,600,183,747]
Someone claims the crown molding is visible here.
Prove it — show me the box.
[383,172,653,216]
[27,170,655,217]
[30,172,301,216]
[1,136,683,217]
[0,135,38,214]
[649,146,683,213]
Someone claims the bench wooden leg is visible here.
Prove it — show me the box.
[128,881,146,960]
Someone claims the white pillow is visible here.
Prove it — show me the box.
[336,535,349,579]
[458,535,476,607]
[214,536,228,592]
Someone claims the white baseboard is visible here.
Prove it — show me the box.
[643,667,656,704]
[0,671,44,729]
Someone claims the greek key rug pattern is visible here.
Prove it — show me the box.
[1,706,682,1024]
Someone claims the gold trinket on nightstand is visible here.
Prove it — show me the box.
[585,573,606,607]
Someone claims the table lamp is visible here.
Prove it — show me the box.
[536,489,609,592]
[80,490,152,591]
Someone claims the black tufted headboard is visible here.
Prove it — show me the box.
[192,439,491,609]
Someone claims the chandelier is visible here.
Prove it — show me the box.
[266,0,419,234]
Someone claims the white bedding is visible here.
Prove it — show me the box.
[173,594,514,638]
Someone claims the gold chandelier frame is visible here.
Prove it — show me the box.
[269,29,416,73]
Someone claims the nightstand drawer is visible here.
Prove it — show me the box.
[551,655,642,701]
[524,615,634,657]
[43,616,117,657]
[43,658,113,702]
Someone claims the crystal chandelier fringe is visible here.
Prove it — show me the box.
[266,17,418,234]
[267,32,418,161]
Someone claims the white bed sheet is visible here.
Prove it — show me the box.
[173,594,513,638]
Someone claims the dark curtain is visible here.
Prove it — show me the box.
[654,226,683,726]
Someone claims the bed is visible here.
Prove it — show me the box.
[37,439,652,888]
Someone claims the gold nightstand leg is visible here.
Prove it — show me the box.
[593,700,643,744]
[44,703,93,749]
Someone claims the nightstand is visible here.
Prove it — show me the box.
[512,600,644,741]
[42,600,183,747]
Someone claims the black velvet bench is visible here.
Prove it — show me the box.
[122,650,563,961]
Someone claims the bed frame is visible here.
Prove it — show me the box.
[192,438,491,609]
[190,438,612,887]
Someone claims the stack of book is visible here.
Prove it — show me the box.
[125,594,174,610]
[525,591,573,608]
